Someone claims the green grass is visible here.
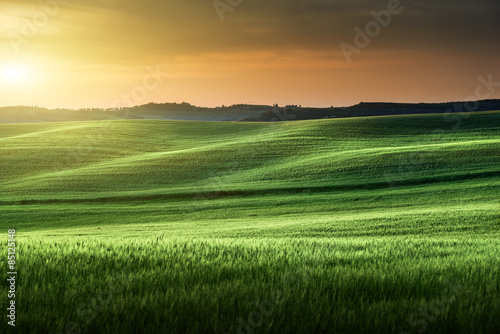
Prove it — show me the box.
[1,111,500,333]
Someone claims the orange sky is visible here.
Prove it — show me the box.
[1,0,499,108]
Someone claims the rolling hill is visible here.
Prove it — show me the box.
[1,99,500,123]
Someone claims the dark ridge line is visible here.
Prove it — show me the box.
[1,100,500,123]
[240,101,500,122]
[2,170,499,206]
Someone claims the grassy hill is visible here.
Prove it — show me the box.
[2,99,500,123]
[0,103,270,123]
[1,111,500,333]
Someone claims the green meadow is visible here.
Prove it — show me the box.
[1,111,500,333]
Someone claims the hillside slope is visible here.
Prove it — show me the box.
[1,111,499,203]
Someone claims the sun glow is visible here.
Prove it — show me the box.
[2,65,29,84]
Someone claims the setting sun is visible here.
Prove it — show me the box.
[2,65,29,84]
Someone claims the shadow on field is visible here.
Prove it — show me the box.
[4,170,500,205]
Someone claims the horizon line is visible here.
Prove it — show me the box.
[2,98,500,111]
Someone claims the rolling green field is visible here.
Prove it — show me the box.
[1,111,500,333]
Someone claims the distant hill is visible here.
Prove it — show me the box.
[0,103,272,123]
[1,100,499,123]
[240,99,500,122]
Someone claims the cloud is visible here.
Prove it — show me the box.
[3,0,498,62]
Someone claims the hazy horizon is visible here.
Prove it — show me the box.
[3,97,500,111]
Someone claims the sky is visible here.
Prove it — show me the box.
[0,0,499,108]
